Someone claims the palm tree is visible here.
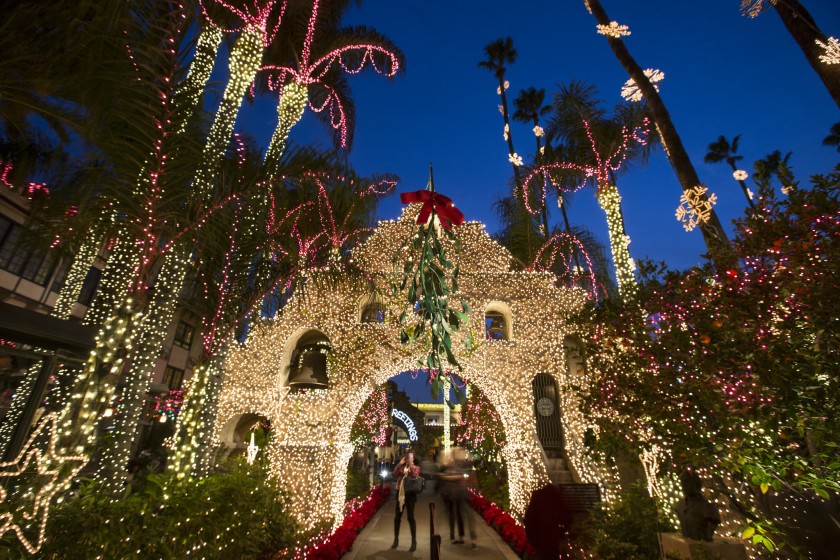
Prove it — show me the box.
[0,1,219,457]
[479,38,522,189]
[259,0,404,165]
[823,122,840,152]
[741,0,840,109]
[480,37,541,263]
[705,135,755,208]
[585,0,734,269]
[534,81,654,297]
[513,87,555,235]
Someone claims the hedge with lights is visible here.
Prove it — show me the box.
[575,162,840,554]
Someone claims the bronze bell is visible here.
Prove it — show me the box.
[288,347,329,389]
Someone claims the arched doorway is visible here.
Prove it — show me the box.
[212,206,611,527]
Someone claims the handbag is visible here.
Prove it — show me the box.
[403,475,424,495]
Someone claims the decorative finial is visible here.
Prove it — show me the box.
[428,162,435,193]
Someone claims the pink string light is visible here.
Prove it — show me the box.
[521,118,651,215]
[260,0,401,147]
[199,0,287,46]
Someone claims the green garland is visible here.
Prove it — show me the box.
[395,216,471,403]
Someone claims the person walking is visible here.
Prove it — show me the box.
[439,454,477,548]
[391,451,420,551]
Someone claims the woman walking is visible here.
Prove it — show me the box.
[391,451,422,551]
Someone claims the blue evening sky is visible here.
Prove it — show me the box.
[237,1,839,399]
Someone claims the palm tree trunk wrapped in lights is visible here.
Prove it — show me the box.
[92,7,280,485]
[193,27,264,200]
[167,347,229,478]
[597,183,636,297]
[97,249,190,486]
[265,81,309,164]
[52,14,225,458]
[584,0,734,269]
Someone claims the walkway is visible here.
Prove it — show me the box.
[342,483,520,560]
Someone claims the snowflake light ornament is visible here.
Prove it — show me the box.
[740,0,778,18]
[675,185,718,232]
[781,185,794,196]
[733,169,749,181]
[495,80,510,95]
[498,104,504,116]
[509,153,523,166]
[621,69,664,102]
[597,21,631,38]
[816,37,840,65]
[504,123,510,141]
[533,125,545,138]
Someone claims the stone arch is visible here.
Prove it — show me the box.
[215,206,613,528]
[484,300,513,341]
[216,412,270,451]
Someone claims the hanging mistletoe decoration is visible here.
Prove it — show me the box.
[396,173,469,403]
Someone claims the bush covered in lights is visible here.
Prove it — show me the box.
[28,459,300,559]
[573,483,674,560]
[576,162,840,553]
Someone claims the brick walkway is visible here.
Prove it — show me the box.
[342,483,520,560]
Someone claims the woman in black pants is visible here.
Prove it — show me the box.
[391,452,418,551]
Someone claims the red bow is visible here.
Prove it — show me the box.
[400,190,465,230]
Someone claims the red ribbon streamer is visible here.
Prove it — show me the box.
[399,190,465,230]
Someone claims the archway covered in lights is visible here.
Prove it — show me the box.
[212,205,613,528]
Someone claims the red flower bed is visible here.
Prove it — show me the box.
[468,490,536,557]
[468,490,591,560]
[283,485,391,560]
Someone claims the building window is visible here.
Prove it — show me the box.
[78,267,101,306]
[162,366,185,391]
[0,219,55,285]
[0,219,23,271]
[174,320,195,349]
[21,251,54,285]
[50,261,70,293]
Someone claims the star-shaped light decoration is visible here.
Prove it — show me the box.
[675,185,718,232]
[621,69,664,102]
[596,21,631,38]
[733,169,749,181]
[0,413,87,554]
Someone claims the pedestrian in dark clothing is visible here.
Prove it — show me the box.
[391,452,418,551]
[439,459,476,548]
